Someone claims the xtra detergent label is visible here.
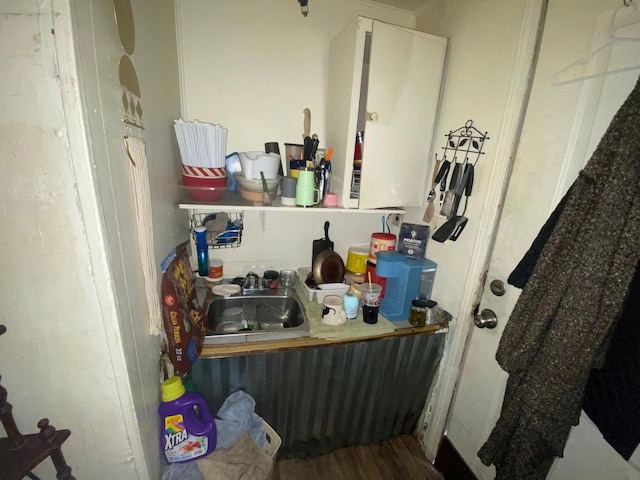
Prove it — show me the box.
[164,414,208,463]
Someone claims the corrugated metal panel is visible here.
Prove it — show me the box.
[192,333,445,458]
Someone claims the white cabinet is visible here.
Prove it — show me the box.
[326,17,446,210]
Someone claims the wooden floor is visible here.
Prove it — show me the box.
[274,435,444,480]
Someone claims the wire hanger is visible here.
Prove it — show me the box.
[552,1,640,85]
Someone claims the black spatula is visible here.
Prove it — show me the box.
[432,216,459,242]
[432,164,473,243]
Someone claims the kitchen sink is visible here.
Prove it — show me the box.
[204,288,310,344]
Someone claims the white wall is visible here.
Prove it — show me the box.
[0,0,184,478]
[411,0,532,320]
[177,0,414,153]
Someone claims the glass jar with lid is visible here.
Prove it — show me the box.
[409,299,438,327]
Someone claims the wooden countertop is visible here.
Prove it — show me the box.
[199,323,447,358]
[196,280,449,359]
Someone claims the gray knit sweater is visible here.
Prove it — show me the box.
[478,75,640,479]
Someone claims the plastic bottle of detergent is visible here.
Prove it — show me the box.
[159,376,216,463]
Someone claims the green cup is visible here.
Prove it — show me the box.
[295,167,320,207]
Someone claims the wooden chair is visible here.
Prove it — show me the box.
[0,325,76,480]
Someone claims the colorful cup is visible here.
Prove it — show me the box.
[323,192,338,207]
[321,295,347,326]
[296,167,320,207]
[281,176,297,206]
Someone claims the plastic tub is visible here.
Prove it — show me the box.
[178,181,228,204]
[346,245,369,274]
[181,166,227,202]
[262,419,281,460]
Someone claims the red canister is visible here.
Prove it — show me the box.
[368,233,397,264]
[365,261,387,298]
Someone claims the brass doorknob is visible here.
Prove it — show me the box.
[474,309,497,329]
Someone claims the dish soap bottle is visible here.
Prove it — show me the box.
[159,376,216,463]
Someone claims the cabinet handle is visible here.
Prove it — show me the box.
[366,112,379,122]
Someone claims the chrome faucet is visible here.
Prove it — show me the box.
[242,272,269,295]
[244,272,259,289]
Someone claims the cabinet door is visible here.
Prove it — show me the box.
[326,17,372,209]
[359,21,446,209]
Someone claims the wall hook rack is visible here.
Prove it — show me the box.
[430,119,490,244]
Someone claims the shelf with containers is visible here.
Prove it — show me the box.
[177,181,406,214]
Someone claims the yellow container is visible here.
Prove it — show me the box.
[346,245,369,274]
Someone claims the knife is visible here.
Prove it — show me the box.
[310,134,319,163]
[303,136,313,163]
[303,108,311,140]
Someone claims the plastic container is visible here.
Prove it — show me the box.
[261,417,281,479]
[181,166,227,202]
[178,181,229,204]
[358,283,383,325]
[316,283,350,304]
[368,233,397,264]
[238,151,281,180]
[343,292,359,319]
[194,227,209,277]
[208,258,223,280]
[262,418,281,460]
[279,269,297,288]
[159,376,217,464]
[365,261,387,298]
[263,270,279,289]
[346,245,369,274]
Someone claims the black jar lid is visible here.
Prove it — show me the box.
[263,270,279,280]
[411,299,430,308]
[411,299,438,308]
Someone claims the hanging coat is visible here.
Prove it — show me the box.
[477,75,640,479]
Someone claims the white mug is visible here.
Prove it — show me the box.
[321,295,347,326]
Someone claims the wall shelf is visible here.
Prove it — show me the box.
[179,201,405,215]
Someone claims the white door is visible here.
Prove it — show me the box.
[446,1,640,479]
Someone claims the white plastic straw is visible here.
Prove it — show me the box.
[174,119,227,168]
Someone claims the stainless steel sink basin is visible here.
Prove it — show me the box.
[204,288,310,344]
